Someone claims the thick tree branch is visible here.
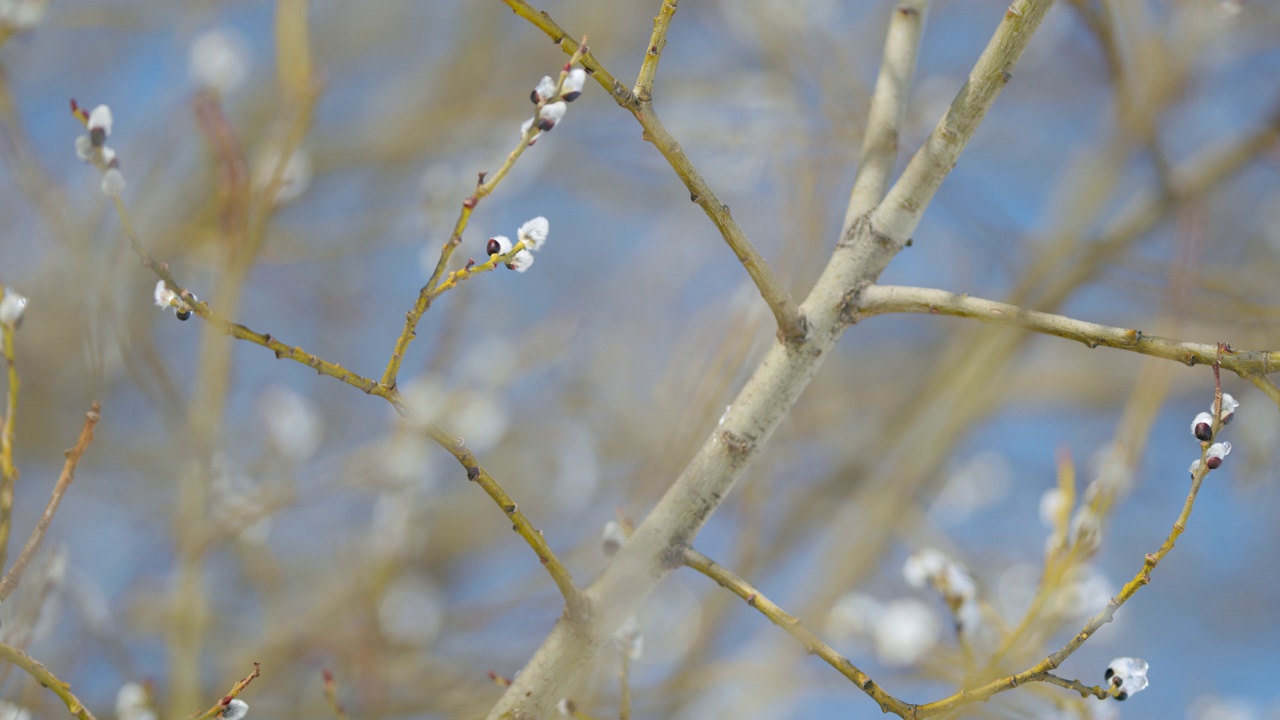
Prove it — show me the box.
[842,0,932,233]
[861,1,1054,246]
[485,3,1054,717]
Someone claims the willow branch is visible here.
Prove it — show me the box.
[0,642,97,720]
[682,547,913,716]
[841,0,932,233]
[500,0,807,343]
[862,0,1054,246]
[425,425,584,617]
[0,401,100,602]
[484,4,1053,717]
[856,285,1280,379]
[633,0,678,101]
[918,360,1228,716]
[106,197,398,407]
[382,42,590,390]
[189,662,261,720]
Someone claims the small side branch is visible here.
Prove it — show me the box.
[857,285,1280,381]
[0,642,98,720]
[842,0,932,233]
[426,425,585,618]
[918,365,1225,716]
[189,661,261,720]
[633,0,678,101]
[0,401,100,602]
[681,547,914,717]
[108,197,396,406]
[500,0,807,343]
[383,42,590,390]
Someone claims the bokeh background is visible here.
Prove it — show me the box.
[1,1,1279,718]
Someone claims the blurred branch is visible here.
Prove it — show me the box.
[856,285,1280,384]
[0,642,97,720]
[322,669,350,720]
[425,425,584,617]
[189,661,261,720]
[501,0,808,344]
[382,41,589,390]
[1247,374,1280,406]
[633,0,677,100]
[485,3,1053,717]
[0,401,100,602]
[921,358,1230,716]
[841,0,932,233]
[681,547,912,716]
[0,313,18,572]
[618,653,632,720]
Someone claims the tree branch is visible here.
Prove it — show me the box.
[856,284,1280,380]
[0,642,97,720]
[862,0,1054,246]
[0,402,100,602]
[841,0,932,233]
[682,547,913,716]
[633,0,678,101]
[484,3,1054,717]
[500,0,808,344]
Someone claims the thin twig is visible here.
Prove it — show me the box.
[425,425,584,618]
[0,642,98,720]
[484,4,1056,717]
[633,0,678,101]
[681,547,914,717]
[382,42,590,391]
[855,285,1280,381]
[106,196,398,405]
[103,166,586,624]
[917,359,1227,716]
[322,669,350,720]
[0,401,100,602]
[841,0,932,234]
[189,662,261,720]
[1040,673,1107,700]
[500,0,807,343]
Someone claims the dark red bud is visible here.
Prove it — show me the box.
[562,90,581,102]
[1194,422,1212,442]
[536,118,556,132]
[1221,411,1234,425]
[176,309,192,321]
[530,90,541,104]
[486,238,501,256]
[1206,456,1224,470]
